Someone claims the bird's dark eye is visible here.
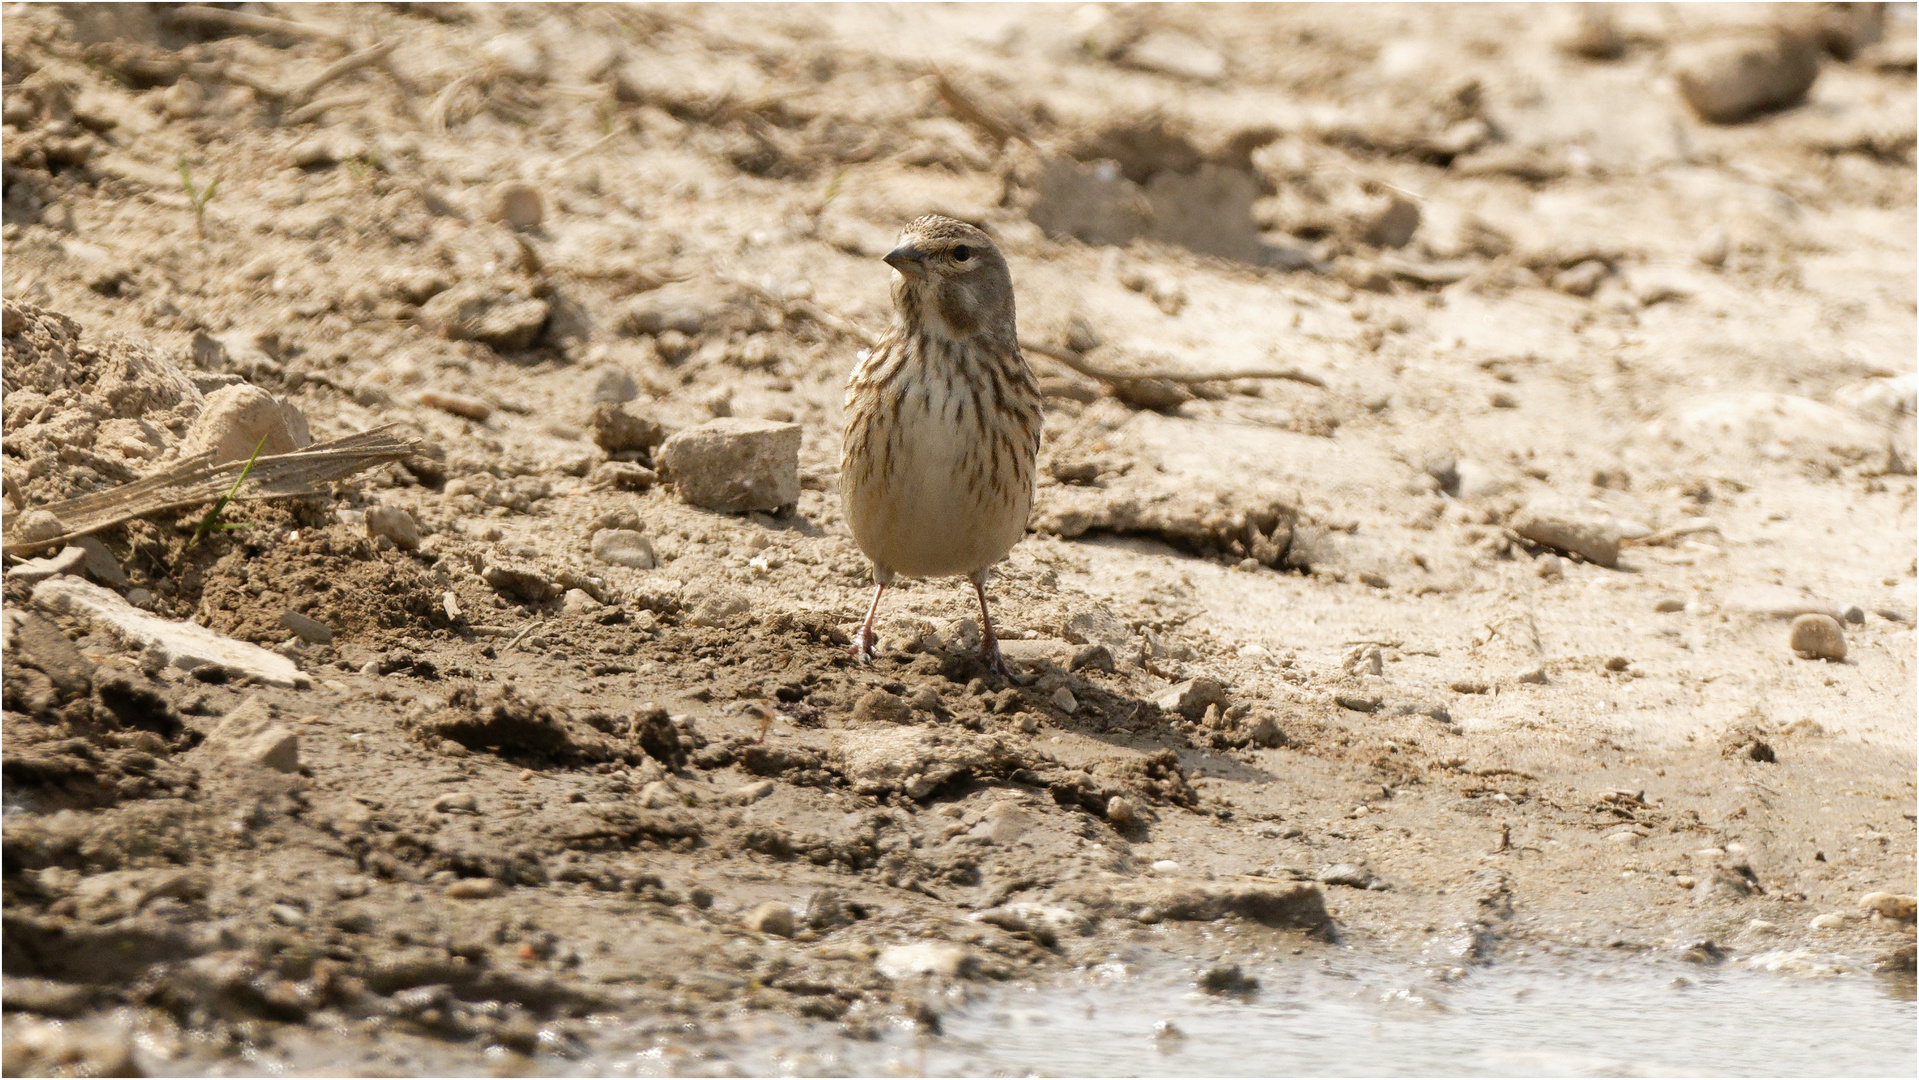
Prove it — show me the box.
[952,244,971,262]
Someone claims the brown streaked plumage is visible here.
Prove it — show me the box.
[840,215,1043,679]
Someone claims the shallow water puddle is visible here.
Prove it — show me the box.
[530,949,1918,1078]
[921,954,1916,1078]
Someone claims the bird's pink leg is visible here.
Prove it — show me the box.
[972,574,1012,682]
[851,582,886,664]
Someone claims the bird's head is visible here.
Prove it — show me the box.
[884,214,1015,344]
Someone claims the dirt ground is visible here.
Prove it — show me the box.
[3,2,1915,1074]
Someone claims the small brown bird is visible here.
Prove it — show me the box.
[840,215,1043,679]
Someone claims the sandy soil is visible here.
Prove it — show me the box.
[3,3,1915,1074]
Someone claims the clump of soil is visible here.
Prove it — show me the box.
[195,525,446,646]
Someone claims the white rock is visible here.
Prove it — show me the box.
[656,418,802,513]
[364,505,421,551]
[481,33,547,78]
[590,528,656,569]
[180,384,307,465]
[31,577,308,687]
[1808,912,1847,931]
[560,588,602,616]
[876,941,976,979]
[5,508,67,550]
[1151,860,1183,874]
[1859,892,1917,920]
[1049,687,1079,714]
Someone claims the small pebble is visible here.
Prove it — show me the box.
[728,779,775,805]
[1069,644,1116,673]
[365,505,421,551]
[490,181,544,230]
[432,792,478,814]
[745,901,796,938]
[418,390,492,421]
[589,528,657,570]
[1655,597,1687,613]
[1105,795,1137,827]
[1809,912,1847,931]
[445,878,504,900]
[560,588,602,616]
[1049,687,1078,714]
[1860,892,1918,921]
[1150,860,1181,875]
[1787,613,1846,661]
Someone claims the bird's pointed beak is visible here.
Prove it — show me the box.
[883,243,925,274]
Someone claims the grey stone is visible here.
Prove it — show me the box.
[1070,643,1117,673]
[1787,613,1846,661]
[489,181,543,230]
[656,417,801,513]
[591,368,639,404]
[421,284,550,351]
[592,461,659,491]
[1062,606,1132,653]
[560,588,602,616]
[208,697,300,772]
[72,536,128,587]
[1155,677,1226,721]
[31,577,308,687]
[482,562,559,603]
[1674,27,1820,125]
[1317,863,1375,889]
[1510,497,1623,567]
[279,609,333,645]
[590,528,655,569]
[7,546,86,583]
[590,402,665,454]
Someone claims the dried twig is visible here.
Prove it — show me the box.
[1624,520,1720,547]
[284,93,361,126]
[1020,338,1328,389]
[288,39,398,107]
[928,66,1031,149]
[2,428,418,556]
[163,4,348,44]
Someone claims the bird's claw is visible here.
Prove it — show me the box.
[850,628,879,665]
[980,642,1013,683]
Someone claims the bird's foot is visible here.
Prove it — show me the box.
[979,639,1013,683]
[850,626,879,665]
